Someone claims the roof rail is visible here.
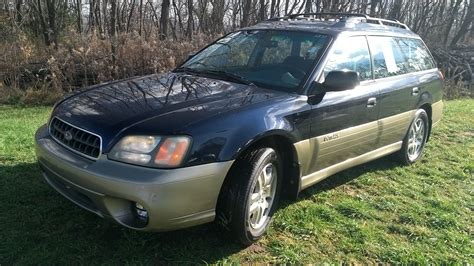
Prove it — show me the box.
[366,17,409,29]
[268,12,410,30]
[287,12,369,19]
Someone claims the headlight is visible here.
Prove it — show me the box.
[109,135,191,168]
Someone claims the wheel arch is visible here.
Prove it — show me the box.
[222,131,301,201]
[417,101,433,142]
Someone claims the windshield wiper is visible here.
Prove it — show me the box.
[174,67,254,86]
[173,66,201,74]
[197,70,254,85]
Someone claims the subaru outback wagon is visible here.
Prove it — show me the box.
[35,13,443,245]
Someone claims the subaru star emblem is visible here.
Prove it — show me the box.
[64,131,73,141]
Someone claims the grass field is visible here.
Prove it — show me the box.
[0,100,473,264]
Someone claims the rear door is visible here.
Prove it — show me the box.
[303,35,380,176]
[367,36,438,148]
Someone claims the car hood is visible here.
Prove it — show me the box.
[52,72,287,150]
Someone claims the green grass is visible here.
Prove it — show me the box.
[1,100,473,264]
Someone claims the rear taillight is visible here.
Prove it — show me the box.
[438,69,445,81]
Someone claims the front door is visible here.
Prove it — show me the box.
[300,35,379,187]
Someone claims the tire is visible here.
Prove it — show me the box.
[397,109,429,165]
[216,147,282,246]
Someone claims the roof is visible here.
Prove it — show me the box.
[242,13,420,39]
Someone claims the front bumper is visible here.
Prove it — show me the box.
[34,125,233,231]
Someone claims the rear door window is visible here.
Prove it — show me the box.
[367,36,409,78]
[323,36,372,81]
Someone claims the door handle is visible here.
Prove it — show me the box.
[367,97,377,108]
[412,87,419,96]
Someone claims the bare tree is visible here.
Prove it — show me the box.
[139,0,143,35]
[443,0,464,46]
[305,0,312,13]
[450,0,474,47]
[259,0,266,21]
[186,0,194,39]
[15,0,22,25]
[270,0,276,17]
[159,0,171,39]
[242,0,252,27]
[111,0,118,77]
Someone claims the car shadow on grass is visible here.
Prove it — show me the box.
[1,155,400,264]
[1,162,243,264]
[286,154,401,204]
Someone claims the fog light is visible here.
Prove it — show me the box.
[134,202,149,220]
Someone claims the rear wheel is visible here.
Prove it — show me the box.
[216,147,282,245]
[398,109,429,165]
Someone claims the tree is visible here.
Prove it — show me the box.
[305,0,312,13]
[15,0,22,25]
[270,0,277,17]
[450,0,474,47]
[443,0,463,47]
[242,0,251,27]
[259,0,266,21]
[388,0,403,20]
[186,0,194,39]
[159,0,171,39]
[139,0,143,36]
[75,0,82,33]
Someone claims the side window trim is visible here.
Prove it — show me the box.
[418,37,437,69]
[365,34,375,81]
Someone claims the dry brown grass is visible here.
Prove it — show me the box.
[0,31,214,105]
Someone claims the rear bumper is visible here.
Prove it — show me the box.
[431,100,443,127]
[35,124,233,231]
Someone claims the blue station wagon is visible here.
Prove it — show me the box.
[35,13,443,245]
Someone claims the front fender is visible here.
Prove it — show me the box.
[227,128,298,161]
[182,95,309,166]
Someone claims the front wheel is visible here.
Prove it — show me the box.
[397,109,429,165]
[216,147,282,245]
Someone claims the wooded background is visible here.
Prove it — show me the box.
[1,0,473,104]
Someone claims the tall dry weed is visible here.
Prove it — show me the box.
[1,30,213,105]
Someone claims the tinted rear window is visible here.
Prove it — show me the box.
[395,38,436,72]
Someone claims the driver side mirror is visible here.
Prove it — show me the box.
[307,70,360,105]
[322,70,360,92]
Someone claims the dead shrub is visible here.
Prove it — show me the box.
[443,79,472,100]
[1,31,214,105]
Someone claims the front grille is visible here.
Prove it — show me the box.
[49,117,102,160]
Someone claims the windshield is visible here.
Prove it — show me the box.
[177,30,330,92]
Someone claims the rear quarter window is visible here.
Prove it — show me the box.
[395,38,436,72]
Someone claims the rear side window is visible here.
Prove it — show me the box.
[367,36,408,78]
[323,36,372,81]
[395,38,436,72]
